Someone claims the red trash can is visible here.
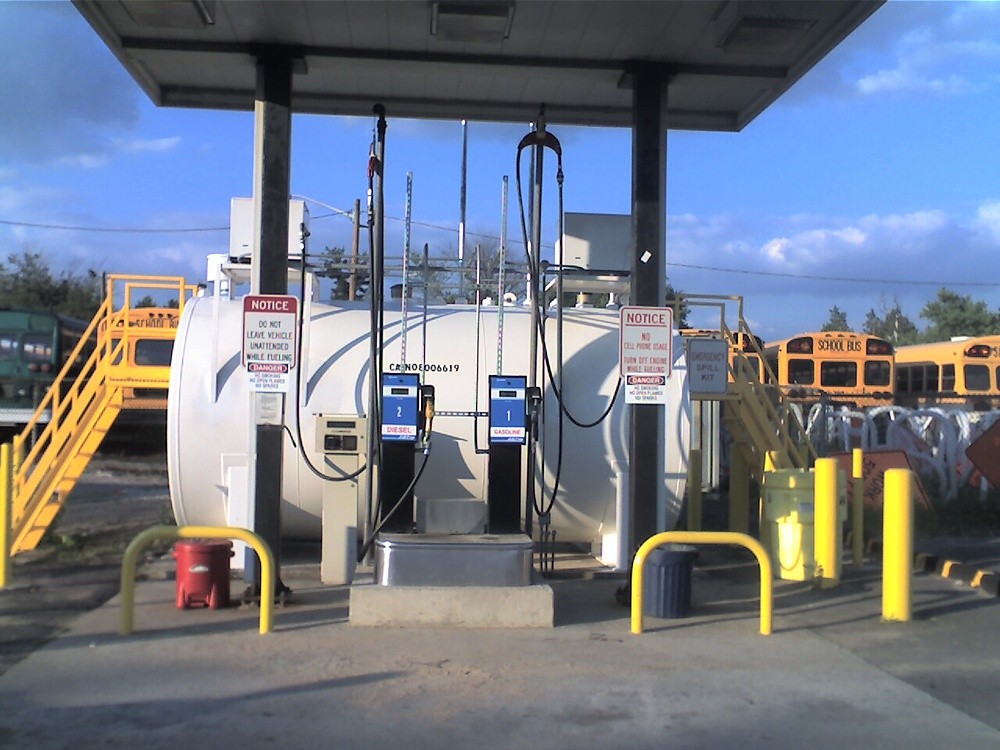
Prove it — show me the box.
[173,540,233,609]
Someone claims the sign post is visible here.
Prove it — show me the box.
[619,305,673,404]
[241,294,298,590]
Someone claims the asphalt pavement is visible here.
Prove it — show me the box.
[1,539,999,750]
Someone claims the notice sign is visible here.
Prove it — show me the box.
[687,338,730,396]
[243,294,298,392]
[619,305,672,404]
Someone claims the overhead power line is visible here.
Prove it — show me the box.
[0,218,228,233]
[666,261,998,289]
[3,214,993,288]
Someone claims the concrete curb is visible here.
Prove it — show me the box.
[914,553,1000,597]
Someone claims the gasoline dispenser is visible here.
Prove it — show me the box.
[487,375,528,533]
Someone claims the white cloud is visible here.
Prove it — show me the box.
[782,2,1000,104]
[762,237,790,262]
[0,184,71,214]
[114,136,182,155]
[974,200,1000,242]
[664,204,1000,338]
[50,136,182,170]
[53,153,111,169]
[0,3,140,165]
[853,4,1000,98]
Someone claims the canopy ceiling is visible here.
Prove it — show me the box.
[74,0,882,131]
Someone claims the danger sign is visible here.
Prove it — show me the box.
[243,294,298,393]
[619,305,672,404]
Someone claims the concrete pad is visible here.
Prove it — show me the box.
[3,548,1000,749]
[349,581,554,627]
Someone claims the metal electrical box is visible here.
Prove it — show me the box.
[316,415,366,455]
[315,414,367,584]
[229,197,309,260]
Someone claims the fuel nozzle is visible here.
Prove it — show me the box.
[526,386,542,441]
[420,384,436,445]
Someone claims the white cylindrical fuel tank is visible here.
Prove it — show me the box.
[167,296,691,548]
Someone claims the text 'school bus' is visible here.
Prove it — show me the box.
[98,306,181,410]
[895,336,1000,411]
[763,331,894,408]
[680,328,766,383]
[0,310,91,439]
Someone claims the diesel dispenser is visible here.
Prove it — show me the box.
[379,373,421,533]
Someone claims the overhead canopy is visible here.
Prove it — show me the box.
[74,0,881,130]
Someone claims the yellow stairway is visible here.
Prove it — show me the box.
[8,275,193,555]
[675,293,816,481]
[724,343,815,481]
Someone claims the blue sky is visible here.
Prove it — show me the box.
[2,0,1000,340]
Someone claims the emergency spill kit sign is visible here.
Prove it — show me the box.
[242,294,298,392]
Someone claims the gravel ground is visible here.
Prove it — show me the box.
[0,453,172,676]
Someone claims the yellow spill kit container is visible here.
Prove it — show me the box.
[761,468,846,581]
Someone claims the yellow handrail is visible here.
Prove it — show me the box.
[1,443,11,588]
[631,530,773,636]
[120,525,275,636]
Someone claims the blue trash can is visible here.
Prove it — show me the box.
[643,544,698,618]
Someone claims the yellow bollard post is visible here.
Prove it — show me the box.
[852,448,864,566]
[687,449,702,532]
[883,469,913,622]
[729,447,750,534]
[813,457,840,589]
[1,443,11,589]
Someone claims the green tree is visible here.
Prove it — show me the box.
[409,240,527,304]
[0,250,102,319]
[315,245,371,301]
[920,288,1000,341]
[462,240,528,304]
[665,284,690,329]
[862,297,919,345]
[821,305,851,332]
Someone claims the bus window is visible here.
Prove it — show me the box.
[965,364,990,391]
[942,364,955,391]
[821,361,857,388]
[134,339,173,366]
[864,361,891,387]
[0,334,16,361]
[911,367,924,392]
[924,364,939,392]
[896,367,910,393]
[788,359,814,385]
[22,333,53,363]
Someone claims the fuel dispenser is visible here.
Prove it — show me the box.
[315,414,367,584]
[488,375,528,533]
[379,373,421,532]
